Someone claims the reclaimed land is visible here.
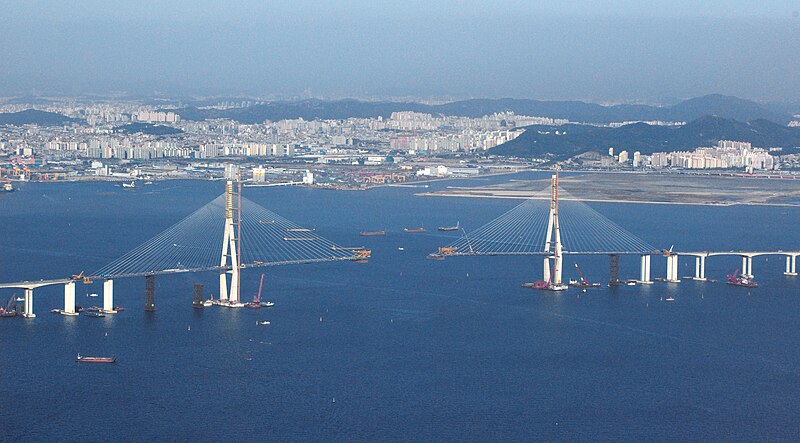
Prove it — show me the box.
[417,172,800,206]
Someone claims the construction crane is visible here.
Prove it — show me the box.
[72,271,92,285]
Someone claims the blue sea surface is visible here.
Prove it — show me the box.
[2,173,800,441]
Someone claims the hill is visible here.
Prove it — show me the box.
[168,95,790,125]
[0,109,80,126]
[491,116,800,159]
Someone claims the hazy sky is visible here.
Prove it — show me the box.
[1,0,799,102]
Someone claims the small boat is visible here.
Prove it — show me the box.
[121,181,136,189]
[113,306,125,312]
[1,311,17,317]
[427,253,444,260]
[202,300,213,307]
[76,354,116,363]
[88,306,101,312]
[437,222,460,231]
[83,311,105,318]
[15,297,24,302]
[87,293,99,298]
[256,321,271,326]
[403,227,426,233]
[398,247,405,251]
[359,230,386,236]
[259,301,275,307]
[51,308,61,314]
[665,296,675,301]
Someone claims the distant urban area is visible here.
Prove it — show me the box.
[2,95,800,189]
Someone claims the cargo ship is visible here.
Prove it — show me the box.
[437,222,460,231]
[403,227,426,233]
[360,230,386,236]
[76,354,116,363]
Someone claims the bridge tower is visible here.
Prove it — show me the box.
[542,173,566,290]
[219,179,241,303]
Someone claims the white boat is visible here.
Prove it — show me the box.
[256,321,271,326]
[259,301,275,307]
[15,297,24,302]
[87,293,98,297]
[121,181,136,188]
[202,300,212,307]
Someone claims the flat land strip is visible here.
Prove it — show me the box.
[419,172,800,206]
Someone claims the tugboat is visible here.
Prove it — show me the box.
[76,354,116,363]
[727,269,758,288]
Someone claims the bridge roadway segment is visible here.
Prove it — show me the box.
[0,255,361,318]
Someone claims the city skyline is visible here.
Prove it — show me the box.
[1,1,799,102]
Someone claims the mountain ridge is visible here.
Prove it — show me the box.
[491,116,800,159]
[167,94,790,125]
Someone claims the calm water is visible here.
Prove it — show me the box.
[2,173,800,441]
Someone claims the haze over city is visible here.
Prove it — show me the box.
[2,0,799,102]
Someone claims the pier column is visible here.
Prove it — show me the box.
[785,255,797,276]
[103,279,114,312]
[666,255,680,283]
[746,256,753,278]
[742,256,748,277]
[694,256,706,281]
[145,275,155,311]
[543,257,551,283]
[22,288,35,318]
[64,282,76,314]
[639,255,652,283]
[609,254,620,285]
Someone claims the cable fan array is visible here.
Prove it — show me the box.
[93,194,358,278]
[438,188,656,256]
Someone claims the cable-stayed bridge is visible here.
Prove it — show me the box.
[0,180,367,317]
[430,174,800,290]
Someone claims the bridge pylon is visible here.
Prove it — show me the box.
[542,173,566,290]
[219,179,241,303]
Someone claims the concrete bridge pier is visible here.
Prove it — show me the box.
[785,255,798,276]
[694,256,706,281]
[103,279,115,313]
[666,255,680,283]
[639,255,652,284]
[64,282,76,314]
[741,256,754,278]
[543,257,551,283]
[22,288,35,318]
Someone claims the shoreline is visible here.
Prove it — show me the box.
[414,191,800,208]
